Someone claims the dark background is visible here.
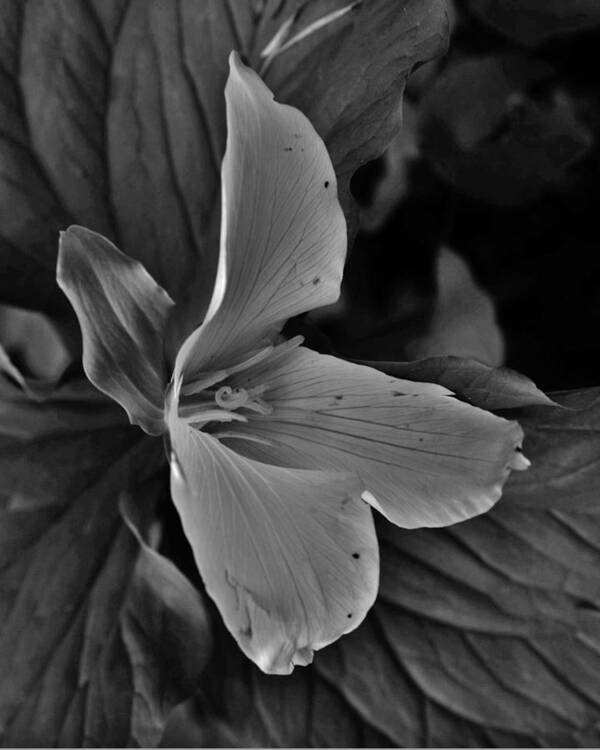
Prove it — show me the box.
[313,1,600,393]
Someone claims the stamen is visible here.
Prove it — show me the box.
[180,344,276,397]
[215,386,250,410]
[233,336,304,384]
[225,344,276,376]
[267,335,304,364]
[179,405,248,424]
[175,338,302,428]
[211,430,274,447]
[180,368,229,397]
[240,395,272,415]
[259,2,361,76]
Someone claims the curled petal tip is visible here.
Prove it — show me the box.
[228,49,241,67]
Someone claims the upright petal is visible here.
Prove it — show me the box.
[175,52,346,384]
[222,347,529,529]
[57,226,174,435]
[167,411,379,675]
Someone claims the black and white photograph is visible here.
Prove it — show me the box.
[1,0,600,747]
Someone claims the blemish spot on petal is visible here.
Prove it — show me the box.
[352,552,360,559]
[347,613,353,619]
[324,180,330,188]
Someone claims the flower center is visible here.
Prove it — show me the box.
[177,383,271,427]
[215,385,248,410]
[214,384,271,415]
[175,335,303,430]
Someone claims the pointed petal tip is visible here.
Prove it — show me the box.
[511,447,531,471]
[227,50,251,84]
[60,224,96,243]
[58,226,112,274]
[226,48,274,105]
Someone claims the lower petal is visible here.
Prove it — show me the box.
[223,347,529,529]
[168,414,379,675]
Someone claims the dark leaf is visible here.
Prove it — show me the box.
[466,0,600,47]
[0,1,72,314]
[1,0,448,320]
[0,380,211,747]
[172,387,600,748]
[505,388,600,513]
[420,55,591,205]
[255,0,448,221]
[106,0,248,315]
[358,355,556,410]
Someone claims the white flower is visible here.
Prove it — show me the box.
[57,53,528,675]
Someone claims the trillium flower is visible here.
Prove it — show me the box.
[57,53,529,675]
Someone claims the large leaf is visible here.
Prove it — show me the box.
[253,0,448,218]
[0,0,447,320]
[0,376,211,746]
[359,355,555,410]
[505,388,600,514]
[163,387,600,747]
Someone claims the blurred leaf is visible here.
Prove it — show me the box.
[404,247,505,366]
[169,387,600,748]
[420,55,591,205]
[0,378,211,746]
[466,0,600,47]
[1,0,448,324]
[0,305,71,381]
[359,101,420,233]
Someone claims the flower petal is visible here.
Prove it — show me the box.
[223,347,529,529]
[57,226,174,435]
[175,52,346,383]
[167,413,379,675]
